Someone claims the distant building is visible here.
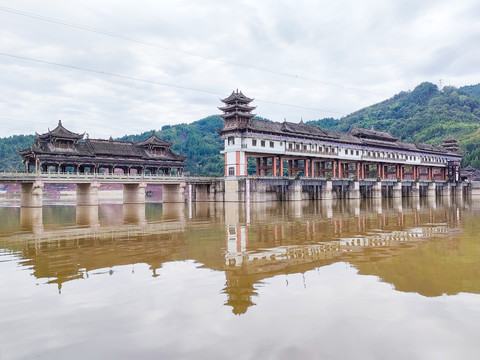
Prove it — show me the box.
[19,120,186,175]
[218,90,462,182]
[460,165,480,181]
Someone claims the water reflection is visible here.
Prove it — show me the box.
[20,207,44,234]
[0,197,477,314]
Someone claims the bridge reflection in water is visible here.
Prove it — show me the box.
[1,196,477,314]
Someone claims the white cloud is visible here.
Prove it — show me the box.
[0,0,479,138]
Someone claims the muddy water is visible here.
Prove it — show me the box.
[1,197,479,359]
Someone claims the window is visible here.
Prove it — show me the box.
[228,167,235,176]
[228,136,235,145]
[303,145,307,151]
[270,141,274,148]
[289,143,293,150]
[356,150,359,156]
[261,140,265,147]
[252,139,257,146]
[296,144,300,150]
[153,147,165,155]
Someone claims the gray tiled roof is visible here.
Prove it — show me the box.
[37,120,84,140]
[350,127,398,141]
[135,132,173,147]
[20,122,186,165]
[221,90,254,103]
[237,118,457,155]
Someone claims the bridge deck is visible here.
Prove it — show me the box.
[0,172,449,185]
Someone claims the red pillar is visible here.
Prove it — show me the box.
[305,158,309,177]
[279,157,284,177]
[245,153,248,176]
[272,156,277,177]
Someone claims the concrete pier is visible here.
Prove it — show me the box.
[322,181,333,200]
[20,180,44,208]
[76,181,100,206]
[348,181,360,199]
[224,179,245,202]
[288,180,302,201]
[372,182,382,198]
[411,182,420,198]
[393,182,402,198]
[162,183,185,203]
[123,182,147,204]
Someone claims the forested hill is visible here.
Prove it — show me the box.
[116,115,224,175]
[2,82,480,173]
[308,82,480,167]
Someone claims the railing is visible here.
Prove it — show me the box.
[0,171,220,183]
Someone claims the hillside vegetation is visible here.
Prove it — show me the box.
[2,82,480,173]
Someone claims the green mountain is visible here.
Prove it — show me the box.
[2,82,480,173]
[116,115,224,176]
[0,134,35,171]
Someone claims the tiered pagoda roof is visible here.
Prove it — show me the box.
[36,120,84,141]
[441,135,460,153]
[221,90,254,104]
[219,90,256,121]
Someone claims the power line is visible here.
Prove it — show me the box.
[0,5,379,95]
[0,52,343,114]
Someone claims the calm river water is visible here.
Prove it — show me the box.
[1,197,480,359]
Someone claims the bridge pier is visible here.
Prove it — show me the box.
[123,182,147,204]
[372,182,382,198]
[321,181,333,200]
[411,182,420,198]
[20,181,44,208]
[288,180,302,201]
[162,184,184,203]
[224,179,245,202]
[347,181,360,199]
[441,183,452,197]
[77,181,100,206]
[427,182,436,197]
[393,182,402,198]
[193,184,215,202]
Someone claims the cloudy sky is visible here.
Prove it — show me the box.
[1,0,479,138]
